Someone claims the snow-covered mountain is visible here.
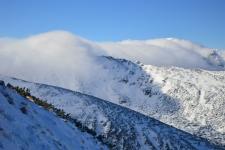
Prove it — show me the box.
[1,55,225,148]
[0,81,106,150]
[0,80,222,149]
[1,31,225,149]
[80,56,225,146]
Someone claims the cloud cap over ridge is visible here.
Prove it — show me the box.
[99,38,225,70]
[0,30,224,89]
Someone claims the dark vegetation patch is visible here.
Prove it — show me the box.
[0,82,14,105]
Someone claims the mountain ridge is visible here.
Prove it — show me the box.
[0,81,107,150]
[1,55,225,147]
[0,79,222,149]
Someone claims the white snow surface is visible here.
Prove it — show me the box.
[0,79,221,150]
[1,56,225,148]
[0,82,106,150]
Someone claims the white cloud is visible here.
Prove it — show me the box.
[98,38,223,70]
[0,31,106,90]
[0,31,224,90]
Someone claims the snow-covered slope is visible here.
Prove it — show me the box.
[1,56,225,147]
[143,65,225,144]
[93,57,225,146]
[0,79,222,149]
[81,56,225,146]
[1,31,225,149]
[0,81,106,150]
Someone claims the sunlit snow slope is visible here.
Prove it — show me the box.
[0,79,222,150]
[0,81,106,150]
[1,56,225,147]
[87,57,225,146]
[1,31,225,149]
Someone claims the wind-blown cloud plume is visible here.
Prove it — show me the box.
[0,30,224,90]
[0,31,106,90]
[99,38,225,70]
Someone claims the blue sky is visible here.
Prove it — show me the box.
[0,0,224,49]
